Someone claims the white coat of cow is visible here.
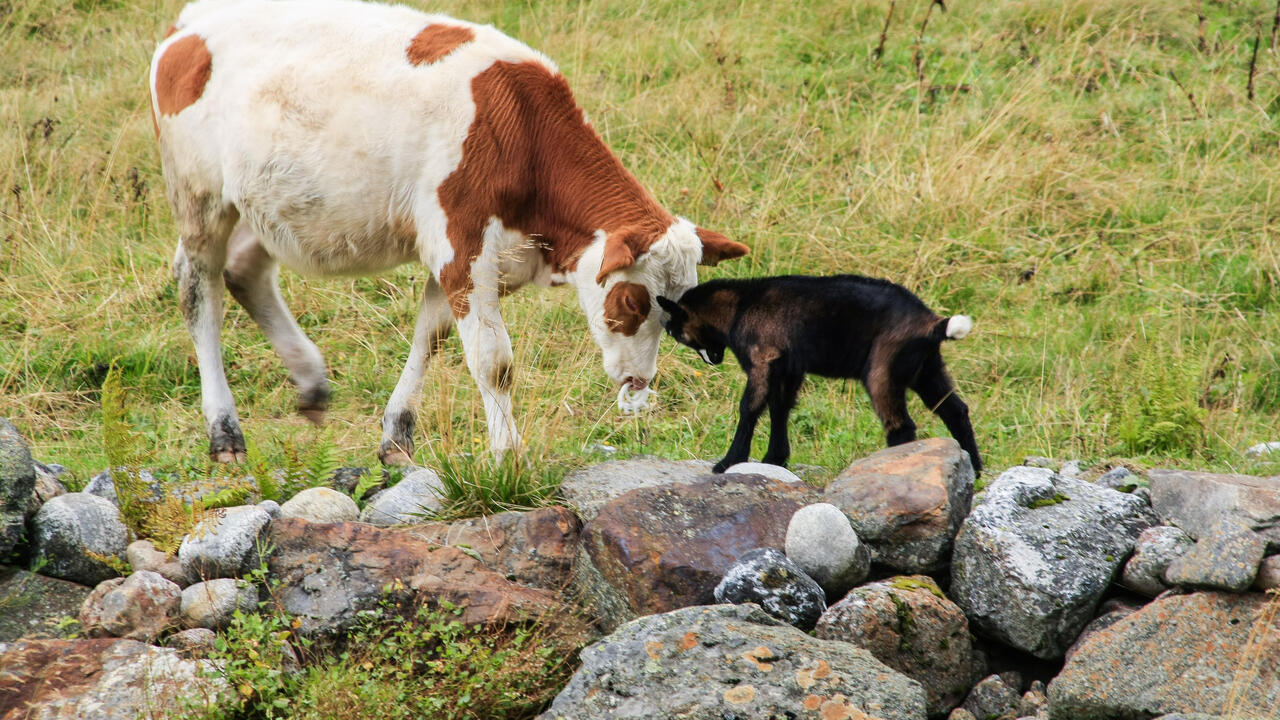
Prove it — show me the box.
[149,0,749,463]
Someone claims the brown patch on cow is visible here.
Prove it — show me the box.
[154,33,212,116]
[603,281,651,336]
[406,23,475,65]
[696,226,749,265]
[163,23,177,38]
[437,61,673,317]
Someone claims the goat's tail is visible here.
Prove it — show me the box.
[931,315,973,342]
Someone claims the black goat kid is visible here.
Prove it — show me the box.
[657,275,981,474]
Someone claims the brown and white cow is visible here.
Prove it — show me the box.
[149,0,748,464]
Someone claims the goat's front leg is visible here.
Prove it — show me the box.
[714,348,778,473]
[378,278,454,466]
[456,292,521,456]
[761,370,803,467]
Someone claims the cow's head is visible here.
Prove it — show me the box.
[572,218,747,407]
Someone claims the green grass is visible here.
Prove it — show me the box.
[3,0,1280,488]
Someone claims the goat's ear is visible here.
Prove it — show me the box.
[596,226,654,285]
[696,227,750,266]
[656,295,684,317]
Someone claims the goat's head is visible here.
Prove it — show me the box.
[571,218,746,403]
[655,293,727,365]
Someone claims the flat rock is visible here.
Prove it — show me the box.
[1164,520,1267,592]
[358,468,445,526]
[815,575,975,716]
[0,638,225,719]
[0,566,92,641]
[825,438,975,573]
[785,502,871,600]
[279,486,359,523]
[78,571,182,642]
[31,493,128,586]
[950,467,1155,659]
[1120,525,1194,597]
[714,547,826,631]
[266,518,561,641]
[406,506,581,591]
[576,473,816,631]
[539,603,928,720]
[558,457,714,523]
[1149,469,1280,552]
[1047,592,1280,719]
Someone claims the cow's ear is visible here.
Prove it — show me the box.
[597,226,655,285]
[696,227,749,266]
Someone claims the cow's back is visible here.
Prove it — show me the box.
[150,0,554,276]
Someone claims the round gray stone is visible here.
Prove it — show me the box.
[280,486,359,523]
[784,502,870,600]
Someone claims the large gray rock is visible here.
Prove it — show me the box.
[280,486,359,523]
[1149,469,1280,551]
[358,468,445,526]
[178,505,272,580]
[825,438,975,573]
[0,419,37,559]
[0,566,93,641]
[0,638,226,718]
[1048,592,1280,719]
[1164,519,1267,592]
[950,467,1155,659]
[180,578,259,631]
[785,502,871,600]
[83,468,163,507]
[31,493,129,585]
[540,603,928,720]
[713,547,826,631]
[1120,525,1194,597]
[558,457,715,523]
[815,575,976,716]
[79,571,182,642]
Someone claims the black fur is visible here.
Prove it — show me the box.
[657,274,981,475]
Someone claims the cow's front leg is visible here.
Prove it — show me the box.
[456,292,521,456]
[378,278,453,466]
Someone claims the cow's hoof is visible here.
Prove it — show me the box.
[210,448,247,463]
[299,407,326,425]
[378,442,413,467]
[298,385,330,425]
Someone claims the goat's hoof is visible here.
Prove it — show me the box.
[378,442,413,467]
[711,461,729,474]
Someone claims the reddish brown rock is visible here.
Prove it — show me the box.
[407,506,581,590]
[0,638,224,719]
[825,438,975,573]
[78,571,182,642]
[267,519,563,640]
[577,474,816,630]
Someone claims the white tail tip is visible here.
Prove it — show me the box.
[946,315,973,340]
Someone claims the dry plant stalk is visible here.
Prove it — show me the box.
[1248,25,1262,101]
[873,0,896,65]
[1272,0,1280,50]
[1167,69,1203,117]
[913,0,946,85]
[1196,0,1207,53]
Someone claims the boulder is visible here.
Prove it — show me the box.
[1255,554,1280,591]
[539,603,928,720]
[723,462,804,484]
[1062,599,1140,663]
[815,575,975,716]
[558,457,714,523]
[31,493,129,585]
[266,518,561,640]
[0,638,225,719]
[784,502,871,600]
[575,473,815,631]
[180,578,259,631]
[358,468,445,526]
[406,506,581,591]
[82,468,163,507]
[178,504,272,580]
[1163,520,1267,592]
[1120,525,1194,597]
[78,571,182,642]
[0,419,36,560]
[125,539,189,587]
[30,463,67,513]
[949,467,1155,659]
[1047,592,1280,719]
[1149,469,1280,551]
[165,627,217,659]
[279,486,359,523]
[961,673,1023,720]
[0,566,92,641]
[1245,441,1280,457]
[713,547,826,631]
[824,438,974,573]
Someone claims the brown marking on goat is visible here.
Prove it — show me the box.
[744,345,781,408]
[406,24,475,65]
[489,361,513,392]
[154,34,212,117]
[437,61,675,316]
[603,281,651,336]
[865,315,940,432]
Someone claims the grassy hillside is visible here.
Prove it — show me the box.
[3,0,1279,484]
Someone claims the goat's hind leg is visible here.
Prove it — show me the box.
[378,278,453,466]
[171,200,243,462]
[912,354,982,474]
[223,224,330,423]
[865,353,917,449]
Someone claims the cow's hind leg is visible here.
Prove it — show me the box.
[171,198,243,462]
[378,278,453,466]
[222,223,331,423]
